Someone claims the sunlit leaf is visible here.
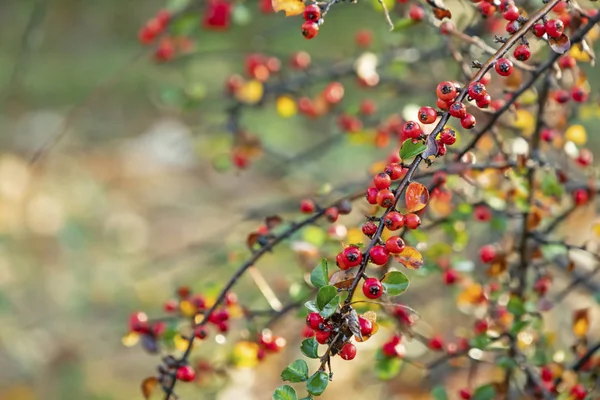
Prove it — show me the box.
[174,334,191,352]
[381,271,409,296]
[572,308,590,338]
[316,285,340,318]
[549,34,571,54]
[273,385,298,400]
[141,377,158,399]
[570,41,594,63]
[272,0,305,16]
[393,246,424,270]
[310,259,329,288]
[405,182,429,213]
[306,371,328,396]
[233,341,260,367]
[281,359,309,383]
[399,140,427,160]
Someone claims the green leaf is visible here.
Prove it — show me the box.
[393,18,414,31]
[381,271,409,296]
[472,384,497,400]
[300,337,319,359]
[541,173,564,197]
[316,286,339,319]
[507,296,525,317]
[431,386,449,400]
[510,320,530,335]
[305,301,319,313]
[375,350,403,380]
[306,371,328,396]
[399,140,427,160]
[540,244,567,261]
[281,360,309,383]
[497,356,518,370]
[273,385,298,400]
[469,334,492,350]
[310,259,329,288]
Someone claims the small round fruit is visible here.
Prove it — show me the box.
[476,94,491,109]
[336,253,349,270]
[540,366,553,382]
[474,204,492,221]
[362,221,378,236]
[316,329,331,344]
[176,365,196,382]
[461,114,476,129]
[449,102,467,119]
[385,236,406,253]
[306,312,324,329]
[502,4,520,21]
[436,81,457,101]
[437,141,447,156]
[404,213,421,229]
[303,3,321,22]
[384,163,405,180]
[342,246,363,268]
[402,121,423,140]
[443,269,459,285]
[505,20,520,34]
[362,277,383,299]
[358,317,373,336]
[369,245,390,265]
[376,189,395,208]
[479,244,496,263]
[300,199,315,213]
[366,186,378,204]
[439,128,456,145]
[495,58,513,77]
[459,389,472,400]
[428,335,444,351]
[384,211,404,231]
[325,207,338,222]
[513,44,531,61]
[545,19,564,38]
[533,23,546,37]
[573,188,589,205]
[468,82,487,101]
[339,342,357,360]
[418,106,438,124]
[373,172,391,190]
[301,21,319,39]
[408,4,425,21]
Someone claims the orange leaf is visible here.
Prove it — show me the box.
[141,377,158,399]
[572,308,590,338]
[393,246,424,270]
[329,269,356,289]
[405,182,429,213]
[272,0,306,16]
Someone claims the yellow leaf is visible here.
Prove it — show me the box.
[174,334,191,351]
[122,332,140,347]
[512,109,535,136]
[347,228,364,244]
[141,377,158,400]
[271,0,305,16]
[235,80,264,104]
[565,124,587,145]
[592,222,600,237]
[572,308,590,338]
[457,283,484,305]
[276,95,297,118]
[180,300,196,317]
[570,43,592,62]
[393,246,424,270]
[232,341,260,367]
[369,161,387,176]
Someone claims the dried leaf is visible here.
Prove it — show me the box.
[527,208,542,230]
[141,377,158,399]
[265,215,283,230]
[487,257,508,277]
[329,270,356,289]
[393,246,424,270]
[271,0,306,16]
[425,0,452,19]
[405,182,429,213]
[572,308,590,338]
[247,232,260,249]
[549,34,571,54]
[347,308,362,340]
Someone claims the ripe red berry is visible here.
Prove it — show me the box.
[540,366,553,382]
[323,82,344,104]
[570,384,587,400]
[128,312,150,334]
[366,186,379,204]
[436,141,447,157]
[479,2,496,17]
[495,58,514,76]
[300,199,315,213]
[402,121,423,140]
[443,269,459,285]
[336,253,349,270]
[339,342,357,360]
[362,221,378,236]
[439,21,454,35]
[533,23,546,37]
[176,365,196,382]
[316,329,331,344]
[541,128,556,142]
[468,82,487,101]
[362,277,383,299]
[384,163,405,180]
[408,4,425,21]
[154,39,175,62]
[505,20,520,34]
[164,299,178,312]
[502,4,520,21]
[545,19,564,38]
[573,188,590,205]
[301,21,319,39]
[474,319,489,335]
[436,98,451,110]
[374,172,392,190]
[138,19,163,45]
[355,29,373,47]
[479,245,496,263]
[461,114,476,129]
[474,204,492,221]
[418,106,438,124]
[325,207,339,222]
[436,81,458,102]
[576,148,593,166]
[514,44,531,61]
[341,246,363,268]
[428,335,444,351]
[376,189,395,208]
[194,325,208,339]
[385,236,406,254]
[553,89,570,104]
[384,211,405,230]
[459,388,472,400]
[290,51,311,69]
[306,312,324,329]
[559,55,576,69]
[572,86,589,103]
[439,128,456,145]
[360,99,377,116]
[303,3,321,22]
[404,213,421,229]
[449,102,467,119]
[534,276,551,295]
[303,325,315,338]
[369,245,390,265]
[359,317,373,336]
[476,94,491,109]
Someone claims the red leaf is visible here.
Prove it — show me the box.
[405,182,429,213]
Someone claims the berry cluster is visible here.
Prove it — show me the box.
[301,4,322,40]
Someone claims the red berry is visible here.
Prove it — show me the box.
[572,86,589,103]
[534,276,551,295]
[436,141,447,157]
[303,4,321,22]
[341,246,363,268]
[514,44,531,61]
[502,4,520,21]
[359,317,373,336]
[541,128,556,142]
[436,81,457,101]
[474,205,492,221]
[382,341,398,357]
[316,329,331,344]
[461,114,477,129]
[402,121,423,140]
[355,29,373,47]
[362,277,383,299]
[436,98,451,110]
[384,163,405,180]
[540,366,553,382]
[374,172,392,190]
[459,389,472,400]
[495,58,514,76]
[545,19,564,38]
[300,199,315,213]
[570,384,587,400]
[573,188,590,205]
[138,19,163,45]
[128,312,150,334]
[479,245,496,263]
[226,293,238,306]
[203,0,231,29]
[176,365,196,382]
[439,128,456,145]
[164,299,178,312]
[325,207,339,222]
[323,82,344,104]
[506,20,520,34]
[476,94,491,109]
[366,186,379,204]
[533,23,546,37]
[443,269,459,285]
[360,99,377,116]
[479,2,496,17]
[474,319,489,335]
[428,335,444,351]
[362,221,378,236]
[154,39,175,62]
[468,82,487,101]
[404,213,421,229]
[553,89,570,104]
[301,21,319,39]
[306,312,324,329]
[576,148,593,167]
[339,342,357,360]
[440,21,454,34]
[290,51,311,69]
[384,211,405,231]
[385,236,406,254]
[369,245,390,265]
[336,253,349,270]
[376,189,395,208]
[194,326,208,339]
[449,102,467,119]
[408,4,425,21]
[303,325,316,338]
[559,55,576,69]
[418,106,438,124]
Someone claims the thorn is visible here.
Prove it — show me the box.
[494,35,508,43]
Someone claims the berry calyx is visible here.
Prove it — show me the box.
[369,245,390,265]
[495,58,514,77]
[385,236,406,254]
[301,21,319,39]
[303,4,321,22]
[436,81,458,102]
[341,246,363,268]
[339,342,357,360]
[479,245,497,263]
[384,211,405,230]
[418,106,438,124]
[306,312,324,329]
[176,365,196,382]
[362,277,383,299]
